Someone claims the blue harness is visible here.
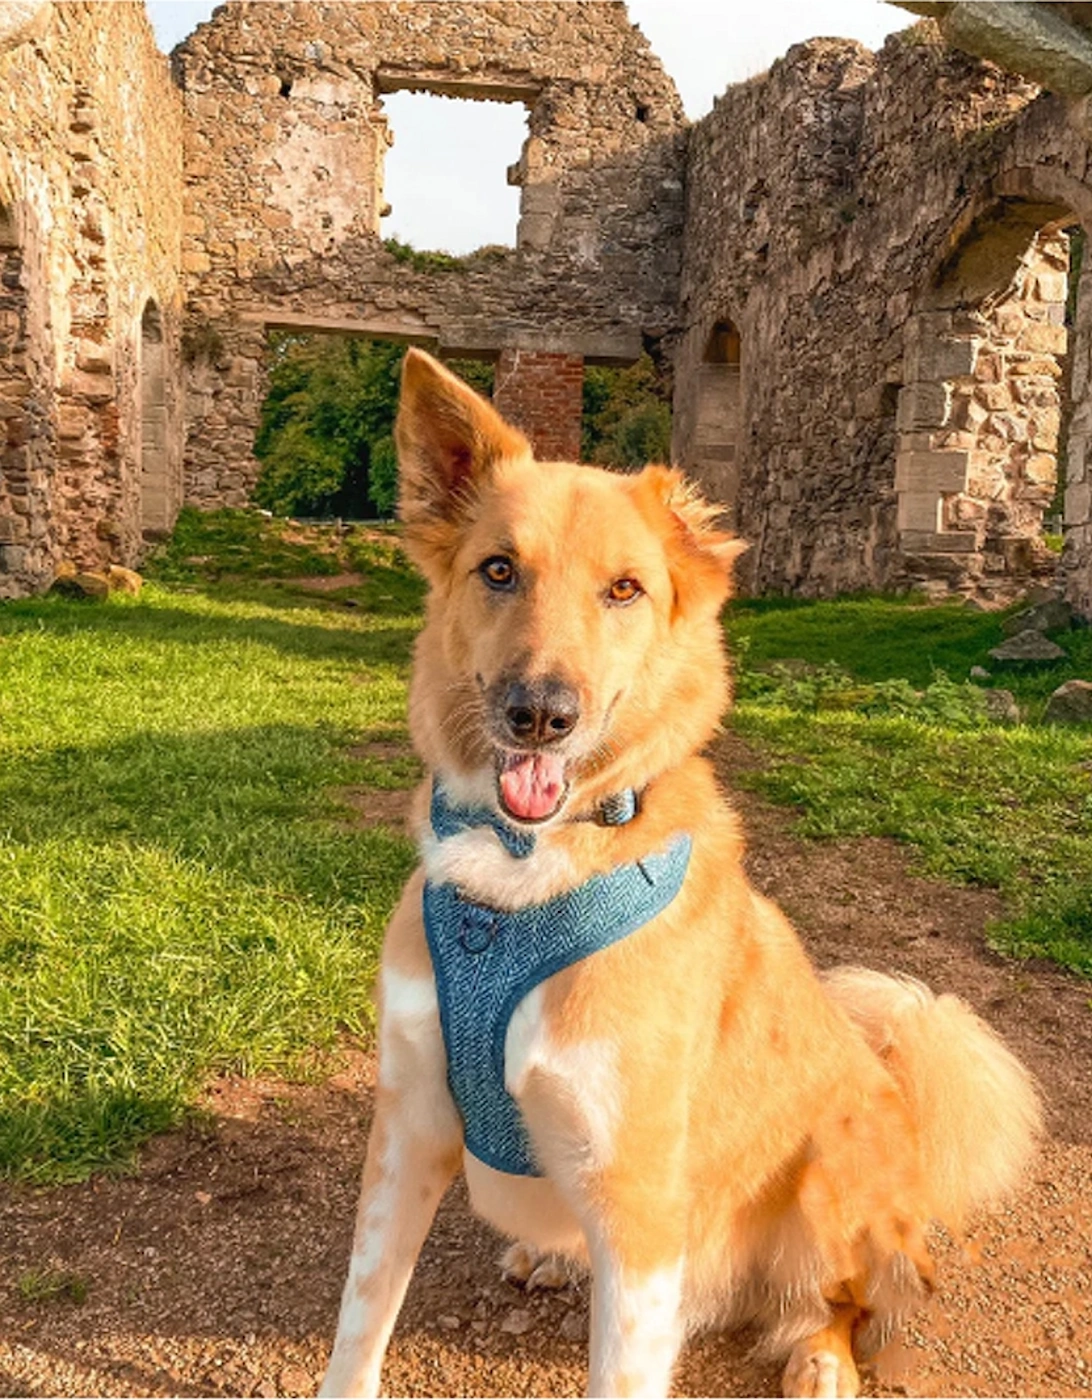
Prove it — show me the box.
[423,783,691,1177]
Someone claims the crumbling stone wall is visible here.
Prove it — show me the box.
[0,0,184,595]
[174,0,687,506]
[674,25,1092,606]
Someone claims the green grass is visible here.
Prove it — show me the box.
[728,593,1092,710]
[0,517,424,1182]
[727,596,1092,974]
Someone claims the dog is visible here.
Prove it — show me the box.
[319,348,1041,1398]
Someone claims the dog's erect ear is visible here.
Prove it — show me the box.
[635,465,748,614]
[395,349,530,539]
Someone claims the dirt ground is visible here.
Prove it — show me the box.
[1,735,1091,1398]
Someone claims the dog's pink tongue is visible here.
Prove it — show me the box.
[499,752,566,821]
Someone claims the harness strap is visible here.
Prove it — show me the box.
[423,786,691,1177]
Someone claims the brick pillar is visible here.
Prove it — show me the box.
[492,347,584,462]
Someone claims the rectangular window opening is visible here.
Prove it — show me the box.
[379,89,526,258]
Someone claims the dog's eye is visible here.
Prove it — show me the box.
[480,555,517,591]
[607,577,643,606]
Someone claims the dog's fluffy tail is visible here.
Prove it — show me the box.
[822,966,1042,1228]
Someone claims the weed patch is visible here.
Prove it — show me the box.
[16,1268,89,1305]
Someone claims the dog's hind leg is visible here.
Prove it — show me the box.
[780,1303,861,1399]
[501,1241,574,1291]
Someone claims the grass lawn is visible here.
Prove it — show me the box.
[0,511,1089,1183]
[0,513,423,1182]
[728,596,1092,976]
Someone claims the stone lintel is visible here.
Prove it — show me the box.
[242,312,639,365]
[506,329,642,365]
[250,310,441,345]
[374,69,541,105]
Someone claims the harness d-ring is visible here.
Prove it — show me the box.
[459,903,500,953]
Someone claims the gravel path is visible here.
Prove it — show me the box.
[1,740,1090,1397]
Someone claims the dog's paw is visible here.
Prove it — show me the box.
[500,1242,571,1292]
[526,1254,572,1292]
[781,1346,860,1399]
[500,1240,538,1285]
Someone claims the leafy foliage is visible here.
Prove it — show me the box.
[381,237,464,273]
[252,335,497,521]
[738,661,990,727]
[252,329,672,522]
[582,353,673,468]
[253,333,405,519]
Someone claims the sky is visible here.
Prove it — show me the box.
[147,0,910,253]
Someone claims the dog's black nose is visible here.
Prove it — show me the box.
[503,678,580,745]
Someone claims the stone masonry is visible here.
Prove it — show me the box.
[174,1,686,508]
[673,26,1092,605]
[0,1,183,597]
[4,2,1092,615]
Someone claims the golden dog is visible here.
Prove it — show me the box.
[320,349,1040,1398]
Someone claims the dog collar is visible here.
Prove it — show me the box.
[423,785,691,1177]
[429,779,640,860]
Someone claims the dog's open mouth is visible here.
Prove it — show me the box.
[496,750,569,824]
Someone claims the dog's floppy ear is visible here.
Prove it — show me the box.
[395,349,530,549]
[636,464,748,615]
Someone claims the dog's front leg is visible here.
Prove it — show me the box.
[586,1242,685,1399]
[321,943,462,1398]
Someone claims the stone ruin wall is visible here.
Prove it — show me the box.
[2,4,1092,616]
[174,0,687,506]
[674,24,1092,608]
[0,1,184,597]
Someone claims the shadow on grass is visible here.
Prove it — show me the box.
[0,585,422,669]
[0,721,416,901]
[0,722,419,1181]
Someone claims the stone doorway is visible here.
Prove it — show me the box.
[140,300,170,538]
[250,330,500,520]
[691,319,742,521]
[896,191,1088,602]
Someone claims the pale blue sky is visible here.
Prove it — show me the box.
[147,0,908,252]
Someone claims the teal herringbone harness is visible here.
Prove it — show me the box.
[423,782,691,1177]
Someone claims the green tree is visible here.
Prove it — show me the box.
[253,335,405,519]
[253,337,496,519]
[582,353,673,469]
